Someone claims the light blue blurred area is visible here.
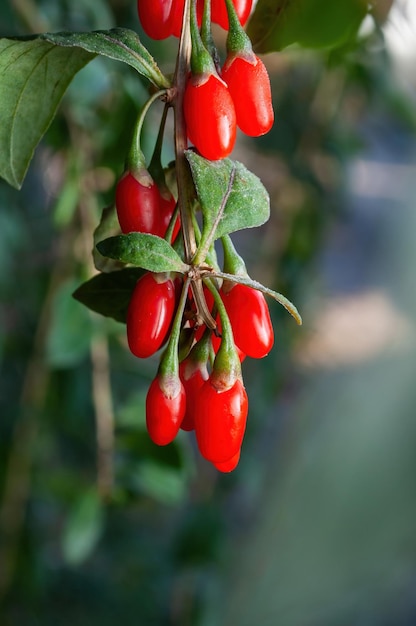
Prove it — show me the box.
[220,67,416,626]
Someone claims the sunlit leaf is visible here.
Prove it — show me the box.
[185,151,270,253]
[96,233,189,273]
[41,28,170,88]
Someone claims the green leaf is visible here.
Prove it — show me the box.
[247,0,368,53]
[62,489,104,566]
[73,268,144,323]
[0,38,92,189]
[41,28,170,89]
[0,29,169,190]
[96,233,189,273]
[185,151,270,255]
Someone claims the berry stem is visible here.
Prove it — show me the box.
[126,89,167,174]
[148,102,170,191]
[173,0,197,264]
[159,277,191,379]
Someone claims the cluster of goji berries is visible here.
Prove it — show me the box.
[114,0,277,472]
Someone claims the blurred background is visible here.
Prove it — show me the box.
[1,1,416,624]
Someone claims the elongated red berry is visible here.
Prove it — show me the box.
[211,0,253,30]
[137,0,175,40]
[146,375,186,445]
[171,0,203,37]
[222,55,274,137]
[115,171,160,234]
[179,360,208,431]
[156,190,180,241]
[221,284,273,358]
[195,378,248,463]
[213,449,241,473]
[127,273,176,358]
[184,73,236,161]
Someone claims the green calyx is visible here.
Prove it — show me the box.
[190,0,217,78]
[221,234,248,288]
[224,0,255,58]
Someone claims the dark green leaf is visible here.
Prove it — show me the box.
[62,489,104,566]
[96,233,189,273]
[73,268,144,323]
[247,0,368,53]
[41,28,170,88]
[0,38,92,189]
[93,205,125,273]
[185,151,270,253]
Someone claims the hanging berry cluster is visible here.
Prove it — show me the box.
[85,0,301,473]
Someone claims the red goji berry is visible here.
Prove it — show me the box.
[221,284,273,358]
[222,54,274,137]
[211,0,253,30]
[184,73,236,161]
[137,0,175,40]
[115,171,160,234]
[127,273,176,358]
[195,378,248,463]
[179,361,208,431]
[156,190,181,241]
[213,449,241,473]
[146,375,186,445]
[170,0,203,37]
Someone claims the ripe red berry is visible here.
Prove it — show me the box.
[184,73,236,161]
[211,0,253,30]
[156,190,180,241]
[221,284,273,358]
[127,273,176,358]
[179,360,208,431]
[222,55,274,137]
[213,449,241,473]
[170,0,203,37]
[195,378,248,463]
[115,171,160,234]
[137,0,175,40]
[146,375,186,445]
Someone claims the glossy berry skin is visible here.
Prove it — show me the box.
[179,362,208,431]
[221,284,273,358]
[211,0,253,30]
[222,55,274,137]
[115,171,160,234]
[137,0,174,40]
[156,191,180,241]
[195,378,248,463]
[146,376,186,445]
[214,449,241,473]
[184,73,236,161]
[127,273,176,358]
[171,0,203,37]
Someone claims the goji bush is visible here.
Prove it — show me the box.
[0,0,375,475]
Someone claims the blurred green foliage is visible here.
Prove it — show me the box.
[1,1,416,625]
